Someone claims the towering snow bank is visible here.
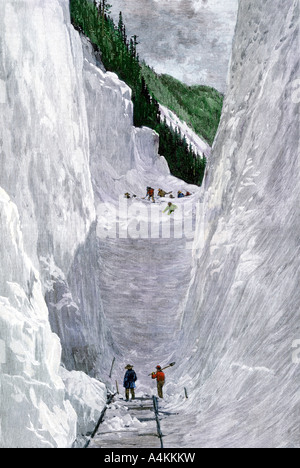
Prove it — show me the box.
[0,0,115,378]
[0,188,77,448]
[0,0,111,445]
[171,0,300,448]
[0,0,95,272]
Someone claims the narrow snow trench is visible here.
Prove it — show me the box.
[91,179,200,447]
[82,53,206,447]
[97,187,198,381]
[98,233,193,373]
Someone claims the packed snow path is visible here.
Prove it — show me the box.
[98,235,194,375]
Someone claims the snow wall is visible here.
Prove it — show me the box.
[170,0,300,448]
[0,0,128,447]
[0,0,299,448]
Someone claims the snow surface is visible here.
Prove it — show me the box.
[60,367,107,437]
[0,188,77,448]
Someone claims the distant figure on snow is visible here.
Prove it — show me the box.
[158,189,171,198]
[185,191,192,197]
[163,202,178,216]
[124,193,131,199]
[144,187,155,203]
[151,365,166,399]
[123,364,137,401]
[178,191,185,198]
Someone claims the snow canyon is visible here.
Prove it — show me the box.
[0,0,299,448]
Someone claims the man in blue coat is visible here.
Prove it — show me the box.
[123,365,137,401]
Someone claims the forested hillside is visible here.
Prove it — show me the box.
[141,64,223,147]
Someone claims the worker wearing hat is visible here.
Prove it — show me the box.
[151,365,166,399]
[123,365,137,401]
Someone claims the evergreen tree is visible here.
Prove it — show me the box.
[118,11,123,35]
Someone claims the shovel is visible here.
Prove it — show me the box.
[148,362,176,376]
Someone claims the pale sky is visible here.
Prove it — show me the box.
[110,0,239,92]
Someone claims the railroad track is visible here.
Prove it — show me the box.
[87,395,165,449]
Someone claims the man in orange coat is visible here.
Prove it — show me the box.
[145,187,155,203]
[151,365,166,399]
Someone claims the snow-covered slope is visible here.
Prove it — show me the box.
[159,104,211,158]
[82,43,197,202]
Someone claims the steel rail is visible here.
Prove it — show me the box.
[83,392,116,449]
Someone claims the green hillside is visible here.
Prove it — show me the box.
[141,64,224,146]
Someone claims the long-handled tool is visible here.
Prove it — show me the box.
[148,362,176,376]
[109,357,116,378]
